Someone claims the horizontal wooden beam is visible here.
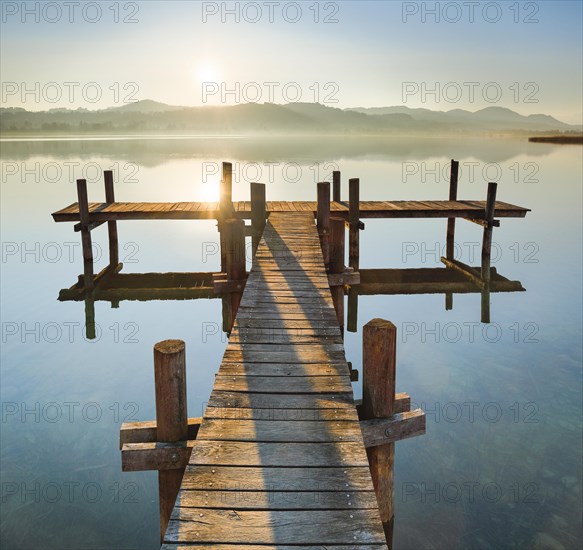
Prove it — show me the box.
[74,220,106,232]
[120,417,202,449]
[328,270,360,287]
[355,392,410,418]
[464,217,500,228]
[121,440,195,472]
[212,273,247,293]
[360,408,425,448]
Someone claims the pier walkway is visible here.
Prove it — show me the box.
[161,212,388,547]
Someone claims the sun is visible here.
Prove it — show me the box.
[195,62,220,82]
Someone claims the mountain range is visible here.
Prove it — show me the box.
[1,100,580,135]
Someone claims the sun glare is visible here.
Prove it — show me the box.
[196,62,219,82]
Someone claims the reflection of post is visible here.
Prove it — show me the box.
[332,170,341,202]
[348,178,360,270]
[445,160,459,311]
[329,217,345,337]
[250,182,266,256]
[76,179,94,290]
[347,286,358,333]
[104,170,119,267]
[481,181,497,283]
[225,217,246,331]
[362,319,396,546]
[84,292,96,340]
[154,340,188,543]
[317,182,331,267]
[481,283,491,324]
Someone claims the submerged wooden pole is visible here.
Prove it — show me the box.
[76,179,94,291]
[363,319,396,545]
[332,170,341,202]
[154,339,188,543]
[219,162,235,272]
[250,182,266,255]
[348,178,360,270]
[329,217,345,336]
[317,182,331,267]
[347,286,358,333]
[481,181,497,282]
[104,170,119,267]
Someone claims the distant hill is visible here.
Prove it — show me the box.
[347,105,577,132]
[1,100,579,135]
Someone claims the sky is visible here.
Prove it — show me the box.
[1,0,582,123]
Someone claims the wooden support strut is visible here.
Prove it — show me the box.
[316,181,331,267]
[154,340,188,543]
[76,179,94,291]
[361,319,426,545]
[250,181,266,255]
[329,217,345,336]
[224,217,247,331]
[219,162,235,272]
[482,181,498,282]
[104,170,119,267]
[348,178,361,270]
[332,170,341,202]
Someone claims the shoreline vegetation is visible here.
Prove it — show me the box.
[1,101,581,136]
[529,135,583,144]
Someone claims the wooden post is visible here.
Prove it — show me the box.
[446,159,459,260]
[224,217,246,330]
[317,182,331,267]
[481,181,497,282]
[332,171,341,202]
[250,182,266,255]
[104,170,119,267]
[481,284,491,324]
[219,162,235,272]
[362,319,396,544]
[348,178,360,270]
[154,340,188,542]
[329,217,345,336]
[76,179,94,291]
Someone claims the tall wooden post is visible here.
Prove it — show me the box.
[481,181,497,282]
[362,319,396,545]
[250,182,266,255]
[445,160,459,311]
[332,171,341,202]
[154,339,188,542]
[104,170,119,267]
[329,217,345,336]
[219,162,235,272]
[76,179,94,291]
[225,217,246,330]
[317,182,331,267]
[348,178,360,270]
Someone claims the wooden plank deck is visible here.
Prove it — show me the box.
[162,212,388,548]
[52,199,529,222]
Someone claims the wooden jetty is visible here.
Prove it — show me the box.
[51,160,530,546]
[120,212,425,547]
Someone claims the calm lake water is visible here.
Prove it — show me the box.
[1,135,581,549]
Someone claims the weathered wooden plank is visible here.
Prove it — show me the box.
[221,350,347,364]
[121,440,194,472]
[217,362,348,377]
[188,440,369,467]
[208,391,355,410]
[164,508,386,544]
[174,488,379,509]
[203,406,358,421]
[360,409,426,447]
[120,417,201,448]
[197,418,362,442]
[213,375,352,394]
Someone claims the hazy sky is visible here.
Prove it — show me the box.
[1,0,582,122]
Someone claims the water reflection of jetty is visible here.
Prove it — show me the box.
[52,160,530,547]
